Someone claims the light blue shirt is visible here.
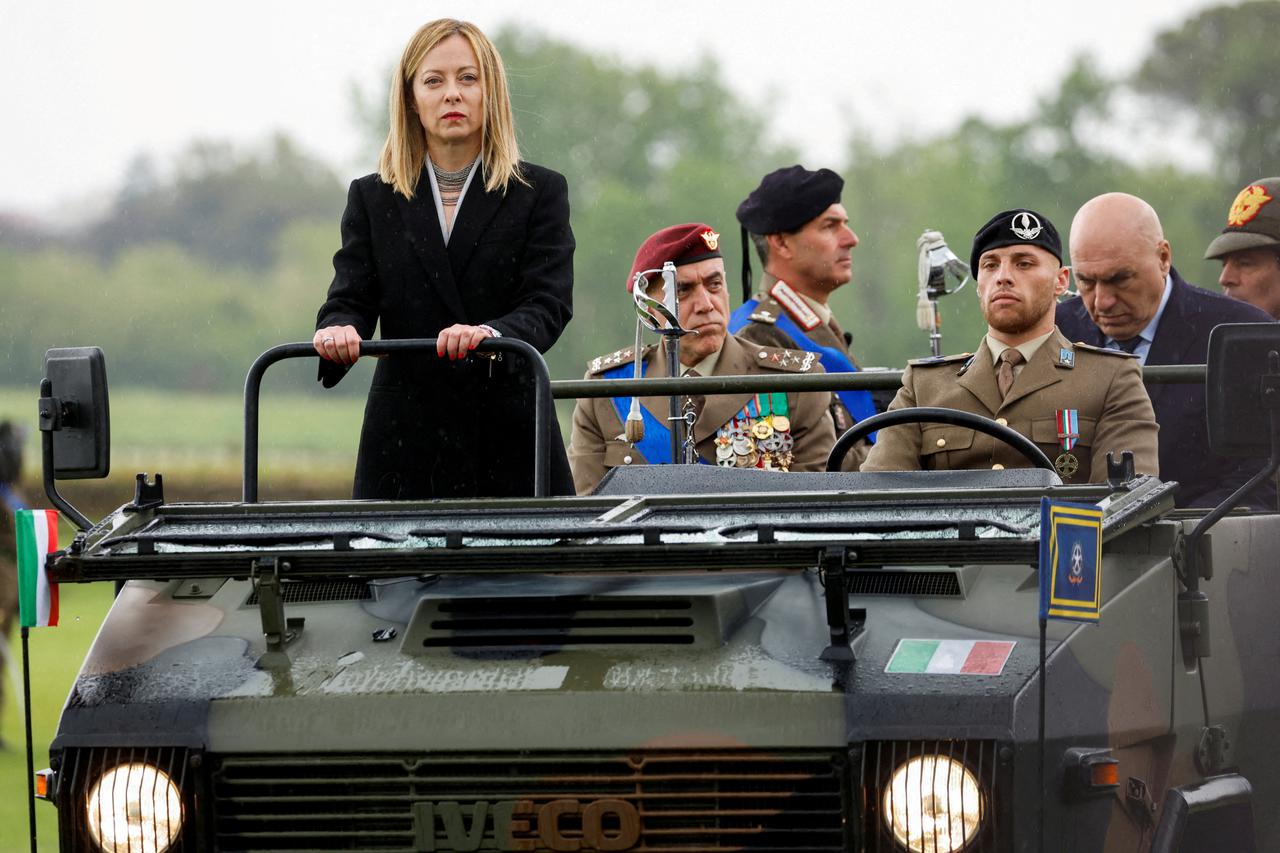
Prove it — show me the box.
[1105,272,1172,366]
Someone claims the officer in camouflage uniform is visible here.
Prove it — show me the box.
[568,224,837,494]
[728,166,879,469]
[862,209,1159,483]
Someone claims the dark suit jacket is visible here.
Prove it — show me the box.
[1055,268,1275,508]
[316,162,574,499]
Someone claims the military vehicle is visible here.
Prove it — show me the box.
[28,325,1280,852]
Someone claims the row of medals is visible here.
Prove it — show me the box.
[715,414,795,470]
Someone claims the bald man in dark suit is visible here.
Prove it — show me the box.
[1056,192,1275,509]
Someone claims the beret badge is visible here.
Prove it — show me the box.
[1010,212,1044,240]
[1227,185,1274,227]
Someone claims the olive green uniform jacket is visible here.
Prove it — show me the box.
[568,333,837,494]
[733,276,871,470]
[861,328,1159,484]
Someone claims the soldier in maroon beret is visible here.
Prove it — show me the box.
[567,223,837,494]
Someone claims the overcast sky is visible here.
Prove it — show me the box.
[1,0,1216,219]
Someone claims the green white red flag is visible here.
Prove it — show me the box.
[16,509,59,628]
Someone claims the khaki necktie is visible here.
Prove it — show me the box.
[997,349,1025,399]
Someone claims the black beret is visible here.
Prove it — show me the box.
[970,209,1063,274]
[736,165,844,234]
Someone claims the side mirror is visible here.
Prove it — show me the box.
[1205,323,1280,457]
[42,347,111,479]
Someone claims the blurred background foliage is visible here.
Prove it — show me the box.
[0,2,1273,395]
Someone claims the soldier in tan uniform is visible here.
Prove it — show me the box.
[862,209,1159,484]
[568,223,837,494]
[728,166,879,468]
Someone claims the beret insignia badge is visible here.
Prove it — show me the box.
[1010,211,1043,240]
[701,229,720,251]
[1227,185,1274,227]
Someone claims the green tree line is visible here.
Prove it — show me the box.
[1,2,1274,394]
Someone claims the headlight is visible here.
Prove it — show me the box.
[882,755,983,853]
[84,762,184,853]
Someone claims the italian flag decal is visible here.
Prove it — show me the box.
[16,509,59,628]
[885,639,1014,675]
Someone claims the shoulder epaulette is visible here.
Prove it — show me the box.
[753,345,820,373]
[1074,342,1138,358]
[908,352,972,367]
[587,346,642,375]
[747,308,778,325]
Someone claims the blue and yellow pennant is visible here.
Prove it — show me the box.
[1038,498,1103,623]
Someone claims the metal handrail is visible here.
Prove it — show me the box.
[550,363,1206,399]
[242,339,551,502]
[242,350,1205,501]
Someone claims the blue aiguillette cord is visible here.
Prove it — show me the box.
[602,361,708,465]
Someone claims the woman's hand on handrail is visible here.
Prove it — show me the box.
[437,323,497,361]
[314,325,362,365]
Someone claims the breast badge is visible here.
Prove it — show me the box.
[1054,409,1080,478]
[714,392,795,471]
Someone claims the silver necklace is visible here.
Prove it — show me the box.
[431,160,474,189]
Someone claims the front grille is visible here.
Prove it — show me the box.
[847,571,962,598]
[858,740,1004,852]
[212,750,849,851]
[57,746,202,852]
[245,579,372,605]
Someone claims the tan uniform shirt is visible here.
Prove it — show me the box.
[568,334,838,494]
[861,327,1159,484]
[733,275,871,469]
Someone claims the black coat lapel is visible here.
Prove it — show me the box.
[446,166,505,282]
[394,168,470,323]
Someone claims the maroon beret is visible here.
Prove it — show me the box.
[627,223,723,292]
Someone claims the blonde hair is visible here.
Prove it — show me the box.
[378,19,525,198]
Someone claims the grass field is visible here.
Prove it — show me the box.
[0,379,577,493]
[0,382,365,477]
[2,582,117,852]
[0,383,372,509]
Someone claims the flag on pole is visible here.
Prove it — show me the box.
[1038,497,1103,623]
[16,509,59,628]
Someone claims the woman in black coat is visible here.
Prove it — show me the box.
[314,19,574,499]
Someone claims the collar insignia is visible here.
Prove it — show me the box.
[769,280,821,331]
